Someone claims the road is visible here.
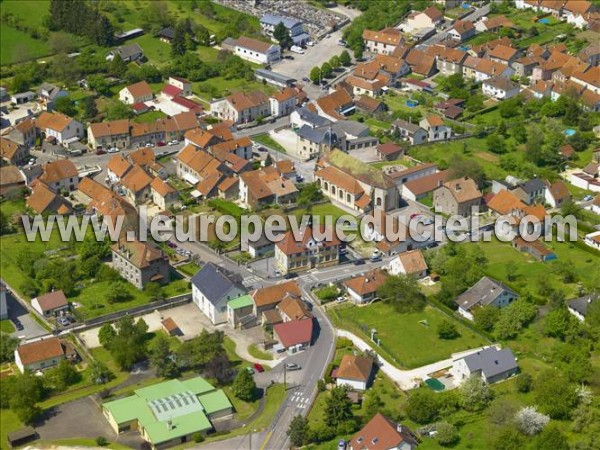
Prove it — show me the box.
[420,3,491,46]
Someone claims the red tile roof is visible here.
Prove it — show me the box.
[17,337,64,366]
[274,319,313,348]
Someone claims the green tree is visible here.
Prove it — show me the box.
[320,62,333,78]
[0,211,12,236]
[232,368,256,401]
[436,421,458,446]
[460,375,493,412]
[363,391,385,419]
[273,22,292,49]
[46,360,80,391]
[324,386,354,431]
[544,307,577,340]
[144,282,164,301]
[0,333,19,363]
[535,424,568,450]
[87,74,110,96]
[535,370,578,419]
[171,22,188,57]
[149,333,177,378]
[516,373,533,393]
[489,427,525,450]
[297,182,323,208]
[511,121,527,143]
[473,306,500,332]
[330,55,341,69]
[108,54,128,78]
[89,360,113,384]
[107,281,131,303]
[103,100,134,121]
[309,66,321,84]
[486,133,507,154]
[287,415,309,448]
[53,95,77,116]
[339,50,351,66]
[9,372,45,424]
[407,390,439,424]
[379,275,426,313]
[98,323,116,349]
[448,155,486,187]
[437,320,459,340]
[81,96,98,119]
[107,316,149,371]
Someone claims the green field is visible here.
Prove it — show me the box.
[330,303,488,369]
[251,133,287,153]
[0,320,15,333]
[133,110,168,123]
[0,25,50,65]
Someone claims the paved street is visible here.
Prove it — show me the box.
[420,3,491,46]
[6,289,48,340]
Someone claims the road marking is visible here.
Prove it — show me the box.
[260,431,273,450]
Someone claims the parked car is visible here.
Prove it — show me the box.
[107,147,119,153]
[302,77,310,82]
[336,296,346,303]
[167,242,178,249]
[95,149,106,155]
[284,55,294,60]
[168,140,179,146]
[145,143,153,148]
[13,318,24,331]
[157,141,166,147]
[295,175,304,182]
[285,363,301,371]
[254,363,265,373]
[284,272,298,279]
[354,259,365,265]
[370,253,382,262]
[583,195,593,201]
[57,317,70,327]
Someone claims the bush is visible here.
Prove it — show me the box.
[516,373,532,393]
[95,436,108,446]
[192,432,205,443]
[437,320,460,340]
[436,422,459,446]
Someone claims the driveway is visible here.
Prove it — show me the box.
[6,292,47,340]
[34,397,145,448]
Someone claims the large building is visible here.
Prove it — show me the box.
[102,377,233,449]
[260,14,309,45]
[451,347,519,385]
[210,91,270,124]
[111,239,170,289]
[455,276,519,321]
[275,225,340,275]
[433,177,482,217]
[234,36,281,65]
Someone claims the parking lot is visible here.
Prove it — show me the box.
[7,293,48,340]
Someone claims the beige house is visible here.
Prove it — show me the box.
[434,177,482,216]
[39,159,79,192]
[1,138,29,166]
[119,165,153,205]
[362,27,404,55]
[14,337,74,373]
[406,6,444,31]
[150,178,179,210]
[88,119,131,150]
[210,91,270,124]
[119,81,153,105]
[111,239,170,289]
[36,111,84,144]
[275,225,340,274]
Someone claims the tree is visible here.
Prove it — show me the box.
[177,330,225,369]
[436,422,459,446]
[53,95,77,116]
[486,133,507,154]
[488,398,519,427]
[448,156,486,187]
[352,44,363,60]
[103,100,134,121]
[171,22,188,57]
[544,307,577,340]
[89,360,113,385]
[473,306,500,332]
[339,50,351,66]
[273,22,292,49]
[515,406,550,436]
[98,324,116,349]
[232,369,256,401]
[363,391,385,419]
[297,182,323,209]
[107,281,131,303]
[144,282,164,301]
[437,320,459,340]
[460,375,493,412]
[320,62,333,79]
[9,372,45,424]
[149,333,173,377]
[535,424,568,450]
[108,54,128,78]
[511,121,527,143]
[324,386,354,430]
[330,55,341,69]
[106,316,149,371]
[516,373,532,393]
[535,370,578,419]
[489,427,525,450]
[379,275,426,313]
[46,360,80,391]
[407,390,439,424]
[0,333,19,363]
[81,96,98,119]
[309,66,321,84]
[287,415,309,448]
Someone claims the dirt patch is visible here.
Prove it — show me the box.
[475,151,499,162]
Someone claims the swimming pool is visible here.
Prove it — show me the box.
[406,100,419,107]
[564,129,576,136]
[539,18,550,24]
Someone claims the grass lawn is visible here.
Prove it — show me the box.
[224,386,259,421]
[193,77,275,102]
[35,439,130,449]
[247,344,273,361]
[71,280,154,319]
[252,133,287,154]
[0,25,49,65]
[133,110,168,123]
[0,319,15,333]
[0,198,26,219]
[293,202,350,224]
[0,410,24,450]
[0,0,50,28]
[161,278,191,298]
[329,303,488,369]
[176,262,201,277]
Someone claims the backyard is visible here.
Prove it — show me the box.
[329,303,488,369]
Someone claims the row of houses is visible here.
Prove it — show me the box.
[515,0,599,30]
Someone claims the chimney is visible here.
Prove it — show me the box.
[397,424,403,433]
[167,420,173,430]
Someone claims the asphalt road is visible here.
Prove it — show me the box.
[421,3,491,46]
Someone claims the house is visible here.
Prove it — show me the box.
[419,115,451,142]
[151,178,179,210]
[447,20,476,42]
[36,111,83,144]
[106,154,132,183]
[26,182,72,215]
[275,225,340,275]
[488,44,520,66]
[362,27,404,55]
[391,119,428,145]
[402,170,450,201]
[563,0,598,29]
[176,145,223,186]
[512,237,557,262]
[314,88,355,121]
[39,159,79,192]
[344,269,389,304]
[234,36,281,64]
[377,142,404,161]
[239,166,297,208]
[486,189,547,231]
[334,355,374,391]
[512,56,540,78]
[0,165,25,195]
[434,177,482,217]
[88,119,131,150]
[191,263,245,325]
[578,43,600,67]
[10,91,36,104]
[512,178,546,205]
[426,45,468,75]
[14,337,75,373]
[406,6,444,31]
[161,317,182,336]
[355,96,386,115]
[260,13,308,46]
[106,43,144,62]
[119,81,153,105]
[584,230,600,250]
[4,118,37,148]
[388,249,428,278]
[210,91,270,124]
[270,87,297,118]
[164,76,193,97]
[101,377,232,449]
[37,82,68,111]
[346,71,391,98]
[290,106,332,130]
[591,194,600,214]
[255,68,297,88]
[451,347,519,385]
[544,180,571,208]
[158,26,175,43]
[277,296,312,322]
[405,49,438,77]
[111,239,170,289]
[31,290,69,317]
[273,318,313,353]
[349,413,418,450]
[567,294,598,322]
[211,137,253,160]
[129,147,168,179]
[482,76,520,100]
[455,277,519,321]
[296,125,339,160]
[251,280,302,318]
[476,15,515,33]
[463,56,515,82]
[119,165,153,205]
[570,66,600,94]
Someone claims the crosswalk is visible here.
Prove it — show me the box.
[243,276,262,286]
[299,273,318,283]
[289,392,311,409]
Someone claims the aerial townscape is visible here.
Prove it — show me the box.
[1,0,600,449]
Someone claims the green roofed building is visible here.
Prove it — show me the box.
[102,377,233,449]
[227,294,255,328]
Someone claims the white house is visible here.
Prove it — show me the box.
[584,231,600,250]
[451,347,519,385]
[14,337,67,373]
[388,249,428,278]
[36,112,83,144]
[119,81,153,105]
[482,77,520,100]
[191,263,245,325]
[234,36,281,65]
[269,88,297,118]
[31,290,69,317]
[455,276,519,321]
[419,115,451,142]
[567,294,598,322]
[334,354,374,391]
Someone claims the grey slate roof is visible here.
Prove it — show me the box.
[332,120,370,138]
[158,27,175,39]
[462,347,518,379]
[393,119,425,134]
[190,263,240,305]
[113,43,143,60]
[260,13,302,29]
[568,294,598,318]
[297,124,338,145]
[294,107,332,128]
[255,69,297,85]
[518,178,546,194]
[455,276,518,311]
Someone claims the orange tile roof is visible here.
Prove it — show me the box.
[451,20,475,35]
[36,112,75,132]
[78,177,112,202]
[88,119,130,138]
[572,66,600,88]
[278,297,312,321]
[124,81,153,99]
[487,189,526,214]
[185,128,220,149]
[111,238,166,269]
[0,165,25,185]
[315,165,364,195]
[251,280,301,308]
[107,155,132,179]
[336,354,373,381]
[120,165,153,193]
[350,414,417,450]
[0,138,21,161]
[129,147,156,166]
[227,91,269,113]
[271,87,297,103]
[489,44,519,61]
[405,49,437,76]
[17,337,64,366]
[396,249,428,275]
[276,224,340,256]
[274,159,295,174]
[442,177,482,203]
[362,27,403,46]
[218,175,239,193]
[150,177,176,197]
[315,88,353,119]
[161,317,179,333]
[34,290,68,311]
[423,115,444,127]
[27,183,70,214]
[211,137,252,154]
[464,56,508,76]
[196,172,224,197]
[40,159,78,183]
[236,36,275,53]
[343,269,388,296]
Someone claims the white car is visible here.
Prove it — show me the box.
[107,147,119,153]
[168,140,178,145]
[145,143,153,148]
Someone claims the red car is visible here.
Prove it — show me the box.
[410,213,419,219]
[253,363,265,373]
[157,141,166,147]
[95,149,106,155]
